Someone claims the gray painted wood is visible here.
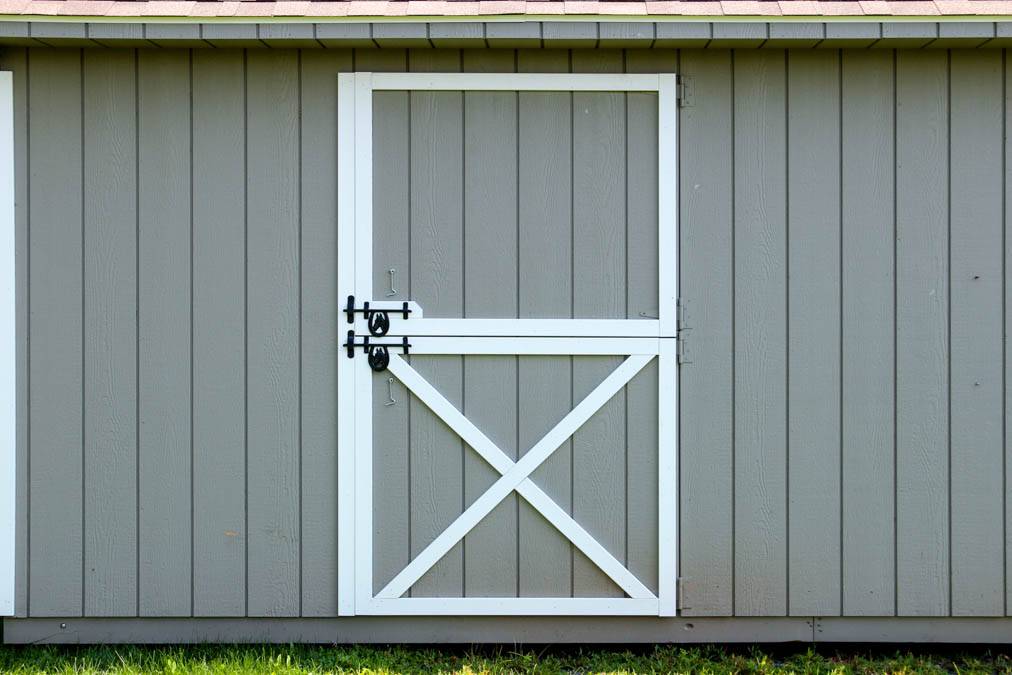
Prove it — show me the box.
[11,46,1012,622]
[625,49,669,599]
[430,23,485,49]
[407,49,465,598]
[191,48,246,618]
[0,615,838,646]
[4,21,1012,50]
[516,48,574,598]
[733,49,788,617]
[27,48,84,618]
[461,49,518,598]
[895,49,949,617]
[1007,50,1012,619]
[299,49,352,617]
[137,49,191,618]
[82,49,138,618]
[245,49,301,617]
[366,48,412,598]
[786,49,841,618]
[572,49,626,598]
[462,350,518,598]
[949,49,1004,617]
[840,48,896,618]
[676,48,734,617]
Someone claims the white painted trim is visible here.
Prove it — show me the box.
[658,74,678,338]
[377,355,652,599]
[339,71,679,617]
[352,72,377,618]
[378,318,665,338]
[353,346,374,615]
[362,598,660,616]
[0,71,14,617]
[407,336,660,356]
[657,73,679,617]
[353,72,374,302]
[658,339,678,616]
[370,73,662,92]
[335,72,356,617]
[381,355,656,601]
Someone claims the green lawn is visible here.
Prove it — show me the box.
[0,645,1009,674]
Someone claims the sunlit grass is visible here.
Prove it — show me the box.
[0,645,1010,674]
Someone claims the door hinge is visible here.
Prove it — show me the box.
[676,577,688,611]
[677,76,694,108]
[676,298,691,365]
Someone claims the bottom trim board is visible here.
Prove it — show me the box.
[5,617,1012,644]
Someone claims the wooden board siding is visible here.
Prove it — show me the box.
[137,49,192,617]
[4,45,1011,620]
[191,47,246,618]
[840,49,896,617]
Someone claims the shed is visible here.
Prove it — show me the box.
[1,0,1011,645]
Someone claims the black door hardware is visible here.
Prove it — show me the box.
[344,330,411,372]
[345,295,412,337]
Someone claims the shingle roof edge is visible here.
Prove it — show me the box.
[2,0,1011,19]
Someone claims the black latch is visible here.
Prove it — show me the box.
[345,295,412,337]
[343,330,411,372]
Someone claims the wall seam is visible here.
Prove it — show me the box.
[24,45,30,619]
[187,46,195,620]
[79,46,85,619]
[459,48,466,599]
[784,47,791,618]
[133,46,139,620]
[514,48,520,600]
[1003,46,1008,619]
[837,46,844,618]
[892,47,899,619]
[568,47,575,599]
[622,48,630,571]
[297,47,304,619]
[242,47,249,620]
[406,48,413,597]
[947,47,953,618]
[730,47,737,618]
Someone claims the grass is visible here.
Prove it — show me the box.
[0,645,1010,674]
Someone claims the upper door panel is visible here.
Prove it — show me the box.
[372,89,660,322]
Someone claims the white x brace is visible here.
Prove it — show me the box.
[376,353,657,601]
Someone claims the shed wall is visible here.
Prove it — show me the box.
[2,45,1008,623]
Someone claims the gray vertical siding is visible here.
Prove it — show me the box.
[191,47,246,618]
[3,45,1012,619]
[516,48,574,598]
[82,49,138,618]
[895,50,950,617]
[840,49,896,617]
[137,48,192,618]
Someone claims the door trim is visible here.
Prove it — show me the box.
[1,70,15,618]
[336,71,678,617]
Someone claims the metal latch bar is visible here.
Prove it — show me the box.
[343,330,412,372]
[345,295,412,337]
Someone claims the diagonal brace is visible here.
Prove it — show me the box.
[377,354,655,601]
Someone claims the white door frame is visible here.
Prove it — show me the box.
[336,72,678,617]
[0,71,15,618]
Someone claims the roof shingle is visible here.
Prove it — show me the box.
[6,0,1012,17]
